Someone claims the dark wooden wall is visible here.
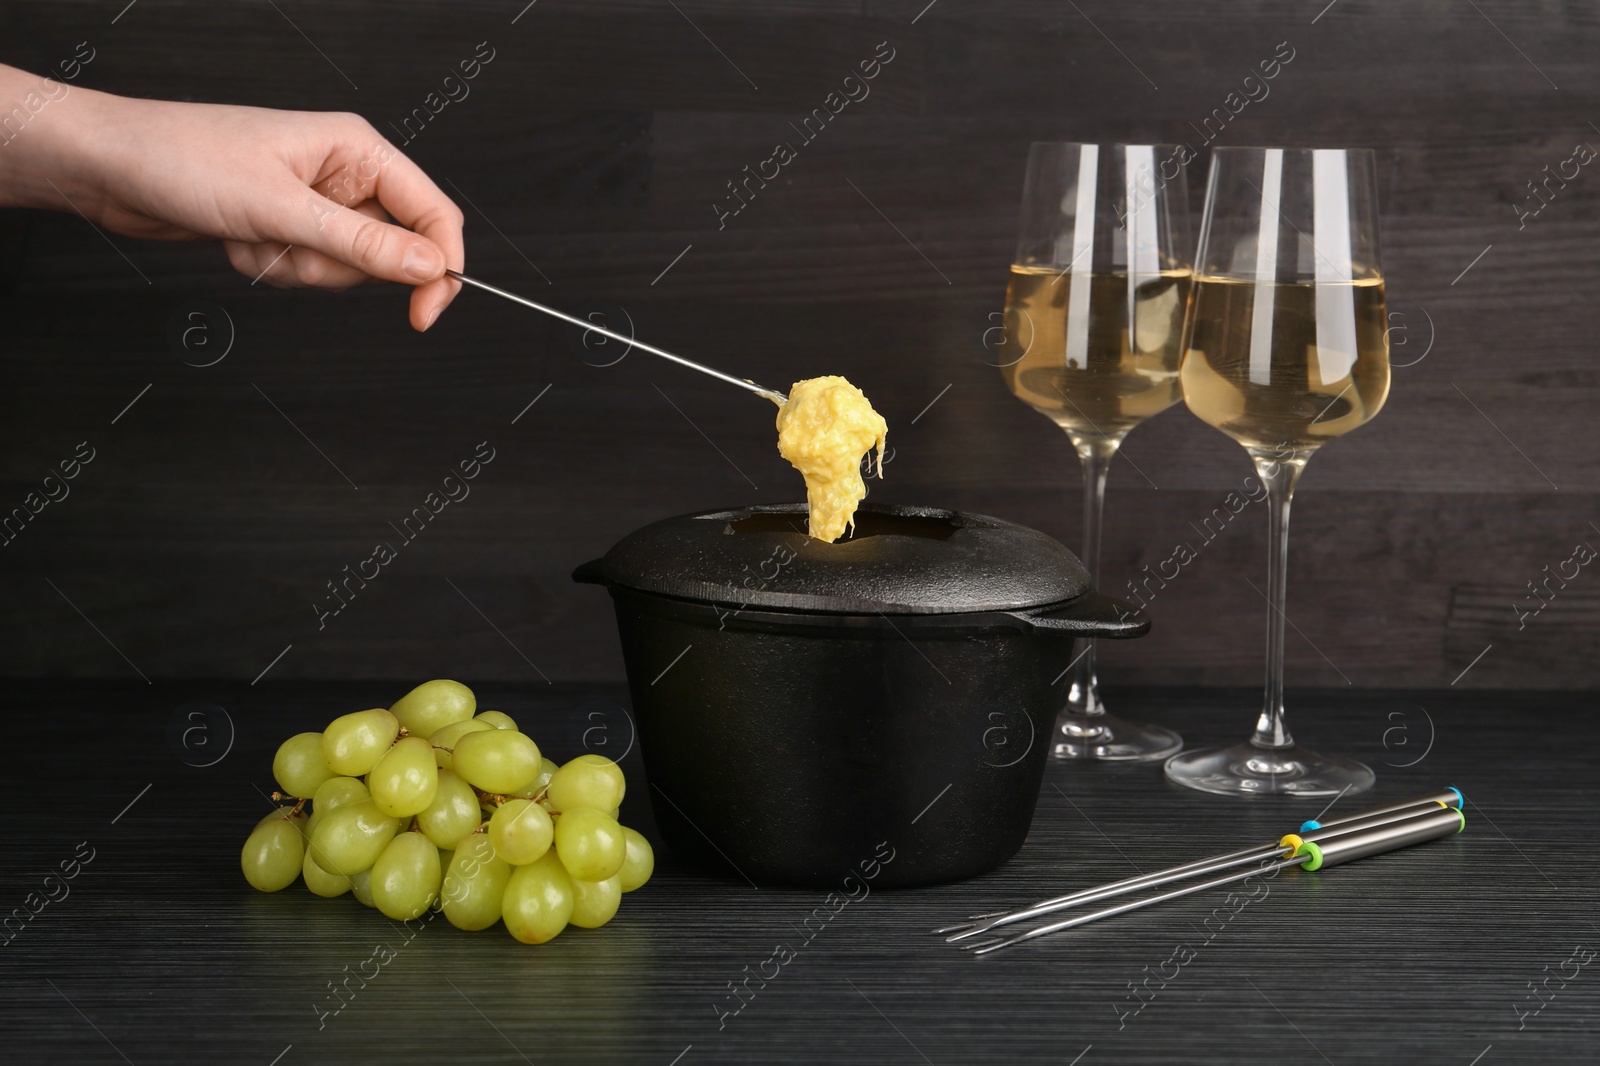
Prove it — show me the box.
[1,1,1595,689]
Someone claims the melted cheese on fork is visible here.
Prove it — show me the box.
[773,376,888,543]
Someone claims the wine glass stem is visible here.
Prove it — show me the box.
[1251,450,1307,750]
[1071,437,1116,719]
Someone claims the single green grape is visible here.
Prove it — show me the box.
[242,812,306,892]
[618,827,655,892]
[369,736,439,818]
[430,719,494,769]
[442,835,512,931]
[312,775,370,813]
[322,708,400,776]
[488,799,554,865]
[371,832,442,920]
[452,729,540,794]
[418,769,482,851]
[273,732,337,798]
[390,679,476,740]
[553,807,626,881]
[309,799,400,876]
[501,850,573,944]
[569,874,622,929]
[349,867,375,908]
[474,710,517,730]
[547,754,626,813]
[308,777,365,840]
[302,847,351,898]
[503,757,558,800]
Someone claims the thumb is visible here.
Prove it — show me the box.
[291,189,445,284]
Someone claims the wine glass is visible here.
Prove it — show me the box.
[1165,146,1389,797]
[996,142,1189,761]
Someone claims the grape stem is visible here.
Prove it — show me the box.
[266,794,307,817]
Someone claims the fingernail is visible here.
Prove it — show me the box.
[424,306,441,330]
[403,243,444,281]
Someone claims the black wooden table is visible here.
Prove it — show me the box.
[2,681,1592,1064]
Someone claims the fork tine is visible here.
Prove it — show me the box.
[932,910,1012,934]
[971,933,1026,956]
[944,923,998,943]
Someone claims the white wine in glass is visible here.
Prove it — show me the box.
[1166,146,1389,797]
[996,143,1190,761]
[1180,276,1389,448]
[1001,266,1191,437]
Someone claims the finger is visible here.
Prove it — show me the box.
[287,199,394,289]
[224,240,297,288]
[285,245,374,290]
[277,181,450,290]
[333,138,464,330]
[223,238,370,291]
[408,251,463,332]
[279,118,463,328]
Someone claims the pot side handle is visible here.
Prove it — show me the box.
[571,559,609,586]
[1012,590,1150,639]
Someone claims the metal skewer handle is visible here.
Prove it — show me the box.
[1289,800,1455,841]
[969,806,1466,955]
[445,270,789,404]
[1298,786,1464,832]
[1290,805,1465,870]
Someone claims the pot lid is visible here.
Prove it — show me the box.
[587,502,1092,615]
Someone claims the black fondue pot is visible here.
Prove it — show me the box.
[574,502,1149,889]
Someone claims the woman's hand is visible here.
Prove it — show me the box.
[0,64,463,330]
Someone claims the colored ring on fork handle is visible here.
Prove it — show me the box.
[1294,841,1325,871]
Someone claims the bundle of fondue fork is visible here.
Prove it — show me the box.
[936,788,1466,955]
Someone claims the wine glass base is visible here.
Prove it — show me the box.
[1163,741,1375,797]
[1051,711,1183,762]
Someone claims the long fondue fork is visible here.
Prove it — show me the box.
[446,269,789,404]
[944,803,1444,943]
[966,805,1466,955]
[935,788,1463,942]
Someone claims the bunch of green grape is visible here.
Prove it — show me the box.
[241,679,654,944]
